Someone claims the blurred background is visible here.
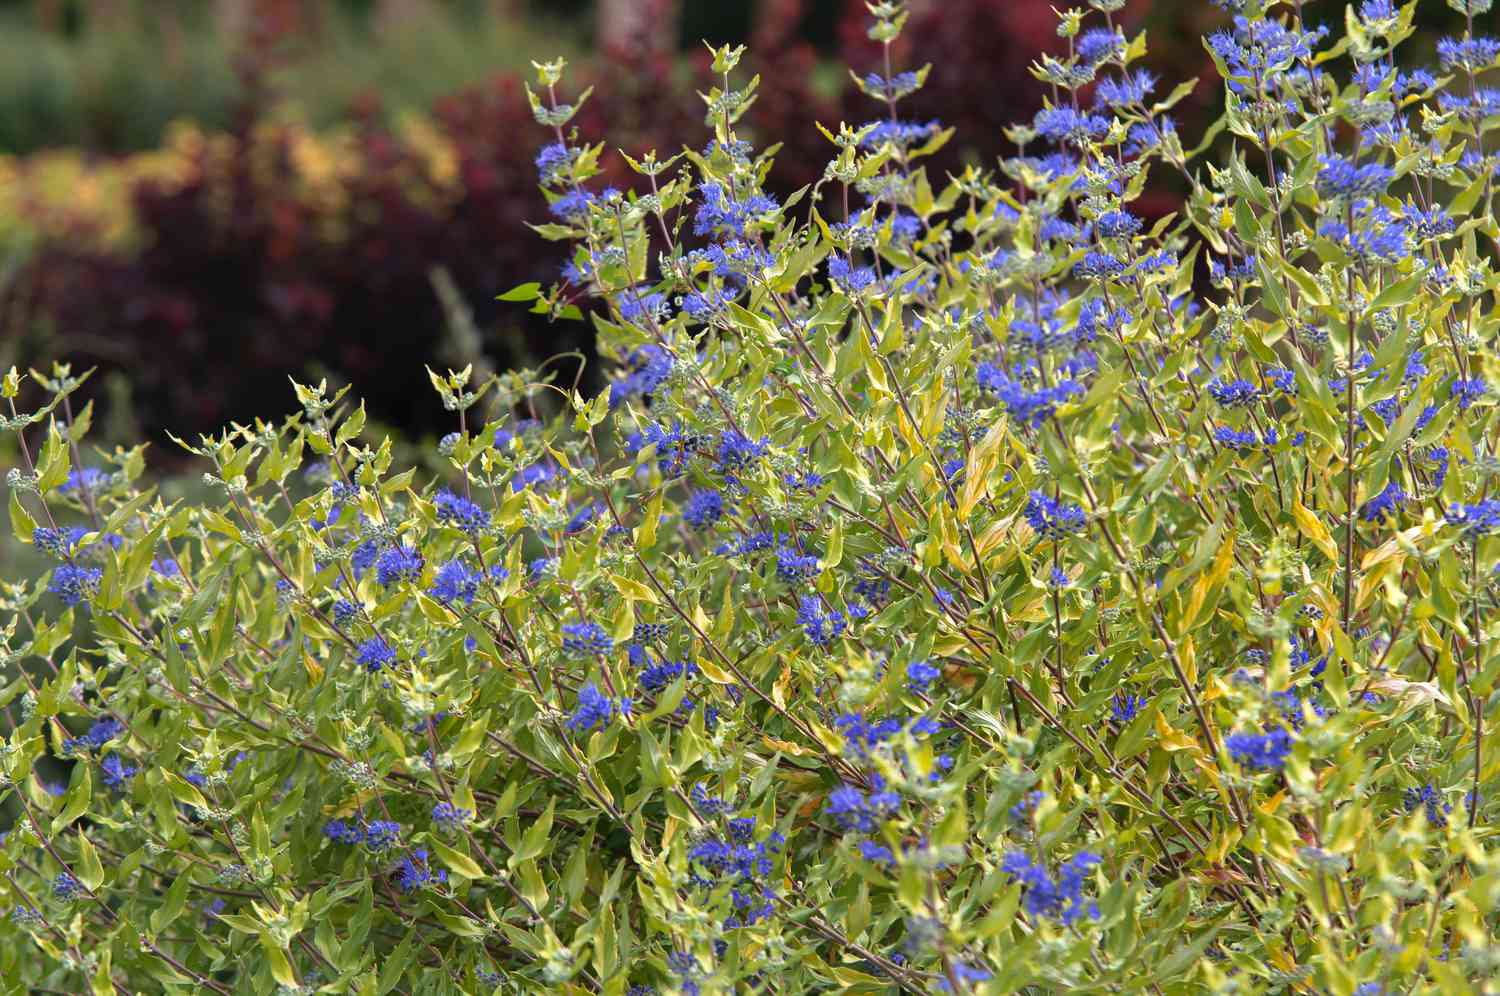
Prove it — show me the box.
[0,0,1234,457]
[0,0,1466,458]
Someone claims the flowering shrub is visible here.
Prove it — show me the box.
[5,0,1500,992]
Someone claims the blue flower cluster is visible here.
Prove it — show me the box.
[1000,851,1102,924]
[1024,491,1087,540]
[566,683,629,733]
[324,818,402,850]
[686,818,786,927]
[434,490,490,533]
[561,620,613,657]
[1226,728,1293,771]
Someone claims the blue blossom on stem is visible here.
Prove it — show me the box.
[683,490,723,529]
[48,564,102,607]
[775,546,820,585]
[1451,377,1487,410]
[1360,481,1406,524]
[825,783,902,832]
[1315,155,1394,198]
[100,754,138,789]
[1227,728,1293,771]
[356,637,397,673]
[1024,492,1087,540]
[562,620,613,657]
[375,545,424,588]
[1111,694,1147,724]
[906,660,941,693]
[52,873,83,901]
[434,490,490,533]
[1000,851,1102,924]
[1446,500,1500,536]
[566,683,629,733]
[796,596,847,648]
[395,849,447,892]
[363,820,402,851]
[1403,785,1451,828]
[431,802,473,830]
[429,559,480,606]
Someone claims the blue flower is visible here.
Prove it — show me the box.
[64,717,122,754]
[429,559,480,606]
[1095,210,1142,238]
[632,422,695,477]
[395,849,447,892]
[562,620,613,657]
[566,684,629,733]
[1360,480,1406,524]
[548,189,594,221]
[1451,377,1487,410]
[859,119,941,149]
[935,962,994,992]
[775,546,820,584]
[1000,851,1101,924]
[1074,251,1125,279]
[564,503,601,534]
[1317,201,1410,261]
[1403,784,1451,828]
[1446,500,1500,536]
[375,545,424,588]
[324,819,365,845]
[1207,377,1259,407]
[828,254,877,293]
[1095,69,1156,107]
[363,820,402,851]
[52,873,83,900]
[906,660,941,693]
[609,344,674,404]
[48,564,102,607]
[1076,26,1124,63]
[1034,106,1109,145]
[796,596,847,648]
[432,801,473,829]
[1009,790,1044,824]
[1024,491,1087,540]
[434,490,490,533]
[1214,426,1261,451]
[33,526,87,557]
[825,784,901,832]
[535,141,578,184]
[693,182,777,238]
[100,753,138,789]
[60,468,108,496]
[684,490,724,529]
[333,598,361,626]
[356,637,397,673]
[1111,694,1147,724]
[1437,35,1500,71]
[977,363,1084,427]
[1315,154,1394,198]
[1226,728,1293,771]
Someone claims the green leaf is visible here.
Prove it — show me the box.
[76,832,105,892]
[431,837,486,880]
[498,282,542,302]
[9,491,35,543]
[512,798,555,865]
[52,763,92,835]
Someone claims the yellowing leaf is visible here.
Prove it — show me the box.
[1292,499,1337,561]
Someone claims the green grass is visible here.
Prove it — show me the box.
[0,2,588,156]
